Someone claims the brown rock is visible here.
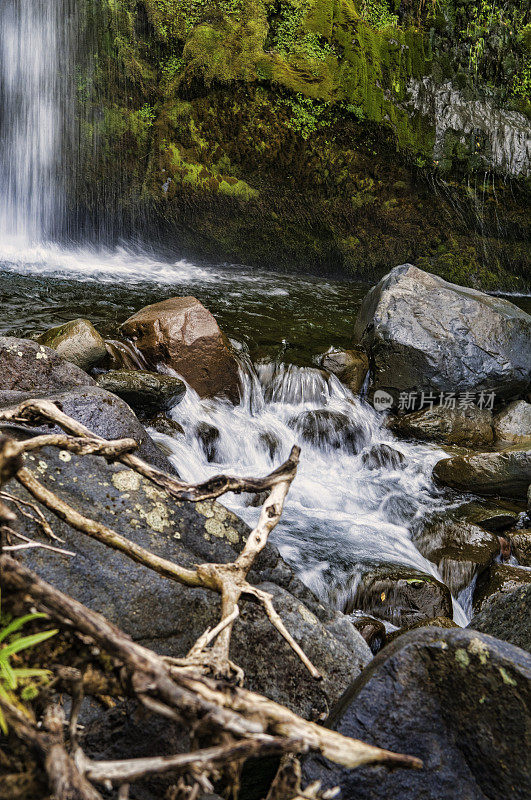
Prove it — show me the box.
[508,529,531,566]
[320,348,369,394]
[119,297,241,402]
[392,404,493,446]
[433,445,531,500]
[473,562,531,614]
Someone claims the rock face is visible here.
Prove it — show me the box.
[494,400,531,444]
[433,446,531,500]
[119,297,241,402]
[6,443,370,718]
[96,370,186,413]
[468,584,531,653]
[36,319,107,372]
[413,507,500,596]
[346,565,452,626]
[392,405,493,446]
[319,349,369,394]
[304,627,531,800]
[473,563,531,615]
[0,336,95,392]
[353,265,531,400]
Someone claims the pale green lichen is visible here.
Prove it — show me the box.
[498,667,517,686]
[455,648,470,668]
[112,470,142,493]
[298,604,319,625]
[468,637,489,665]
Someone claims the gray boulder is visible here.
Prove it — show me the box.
[353,265,531,400]
[36,319,107,372]
[6,443,370,718]
[468,584,531,652]
[303,627,531,800]
[0,336,94,392]
[433,446,531,500]
[494,400,531,444]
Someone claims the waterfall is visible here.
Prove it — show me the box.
[0,0,72,245]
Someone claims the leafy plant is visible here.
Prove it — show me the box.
[0,596,57,734]
[359,0,398,30]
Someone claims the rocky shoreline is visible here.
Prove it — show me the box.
[1,265,530,799]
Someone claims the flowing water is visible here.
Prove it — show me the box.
[1,1,529,628]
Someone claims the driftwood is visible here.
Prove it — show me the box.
[0,398,422,799]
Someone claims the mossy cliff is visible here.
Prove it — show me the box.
[73,0,530,289]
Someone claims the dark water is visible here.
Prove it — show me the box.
[0,244,367,365]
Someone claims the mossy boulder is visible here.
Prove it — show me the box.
[433,446,531,501]
[303,627,531,799]
[36,319,107,372]
[96,370,186,413]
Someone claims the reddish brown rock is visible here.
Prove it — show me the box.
[119,297,240,402]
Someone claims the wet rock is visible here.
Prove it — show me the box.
[0,335,94,392]
[351,615,387,654]
[36,319,107,372]
[494,400,531,444]
[303,627,531,800]
[148,413,185,438]
[413,508,500,596]
[319,348,369,394]
[387,615,458,644]
[96,370,185,413]
[360,443,405,470]
[508,529,531,566]
[468,584,531,653]
[258,431,281,460]
[289,409,369,455]
[119,297,241,402]
[195,421,220,462]
[392,405,493,446]
[7,442,369,718]
[353,264,531,400]
[474,563,531,615]
[0,384,173,473]
[378,493,418,525]
[458,500,520,533]
[433,445,531,500]
[346,565,452,626]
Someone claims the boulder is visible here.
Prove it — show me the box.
[468,584,531,653]
[36,319,107,372]
[148,413,185,438]
[5,442,370,718]
[455,500,520,533]
[346,565,452,626]
[473,563,531,615]
[0,384,173,472]
[119,297,241,402]
[195,421,221,462]
[319,349,369,394]
[360,443,405,470]
[387,615,457,644]
[392,405,493,446]
[413,507,500,596]
[288,409,370,455]
[303,627,531,800]
[353,264,531,400]
[508,528,531,565]
[494,400,531,444]
[433,446,531,500]
[96,370,185,413]
[0,336,94,392]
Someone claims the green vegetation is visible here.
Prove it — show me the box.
[0,596,57,733]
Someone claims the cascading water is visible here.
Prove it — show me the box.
[150,360,469,626]
[0,0,71,245]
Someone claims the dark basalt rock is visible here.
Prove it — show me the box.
[360,443,405,470]
[288,409,369,455]
[96,370,186,413]
[473,563,531,615]
[303,627,531,800]
[353,265,531,400]
[346,565,452,626]
[6,443,370,719]
[0,335,95,392]
[468,584,531,653]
